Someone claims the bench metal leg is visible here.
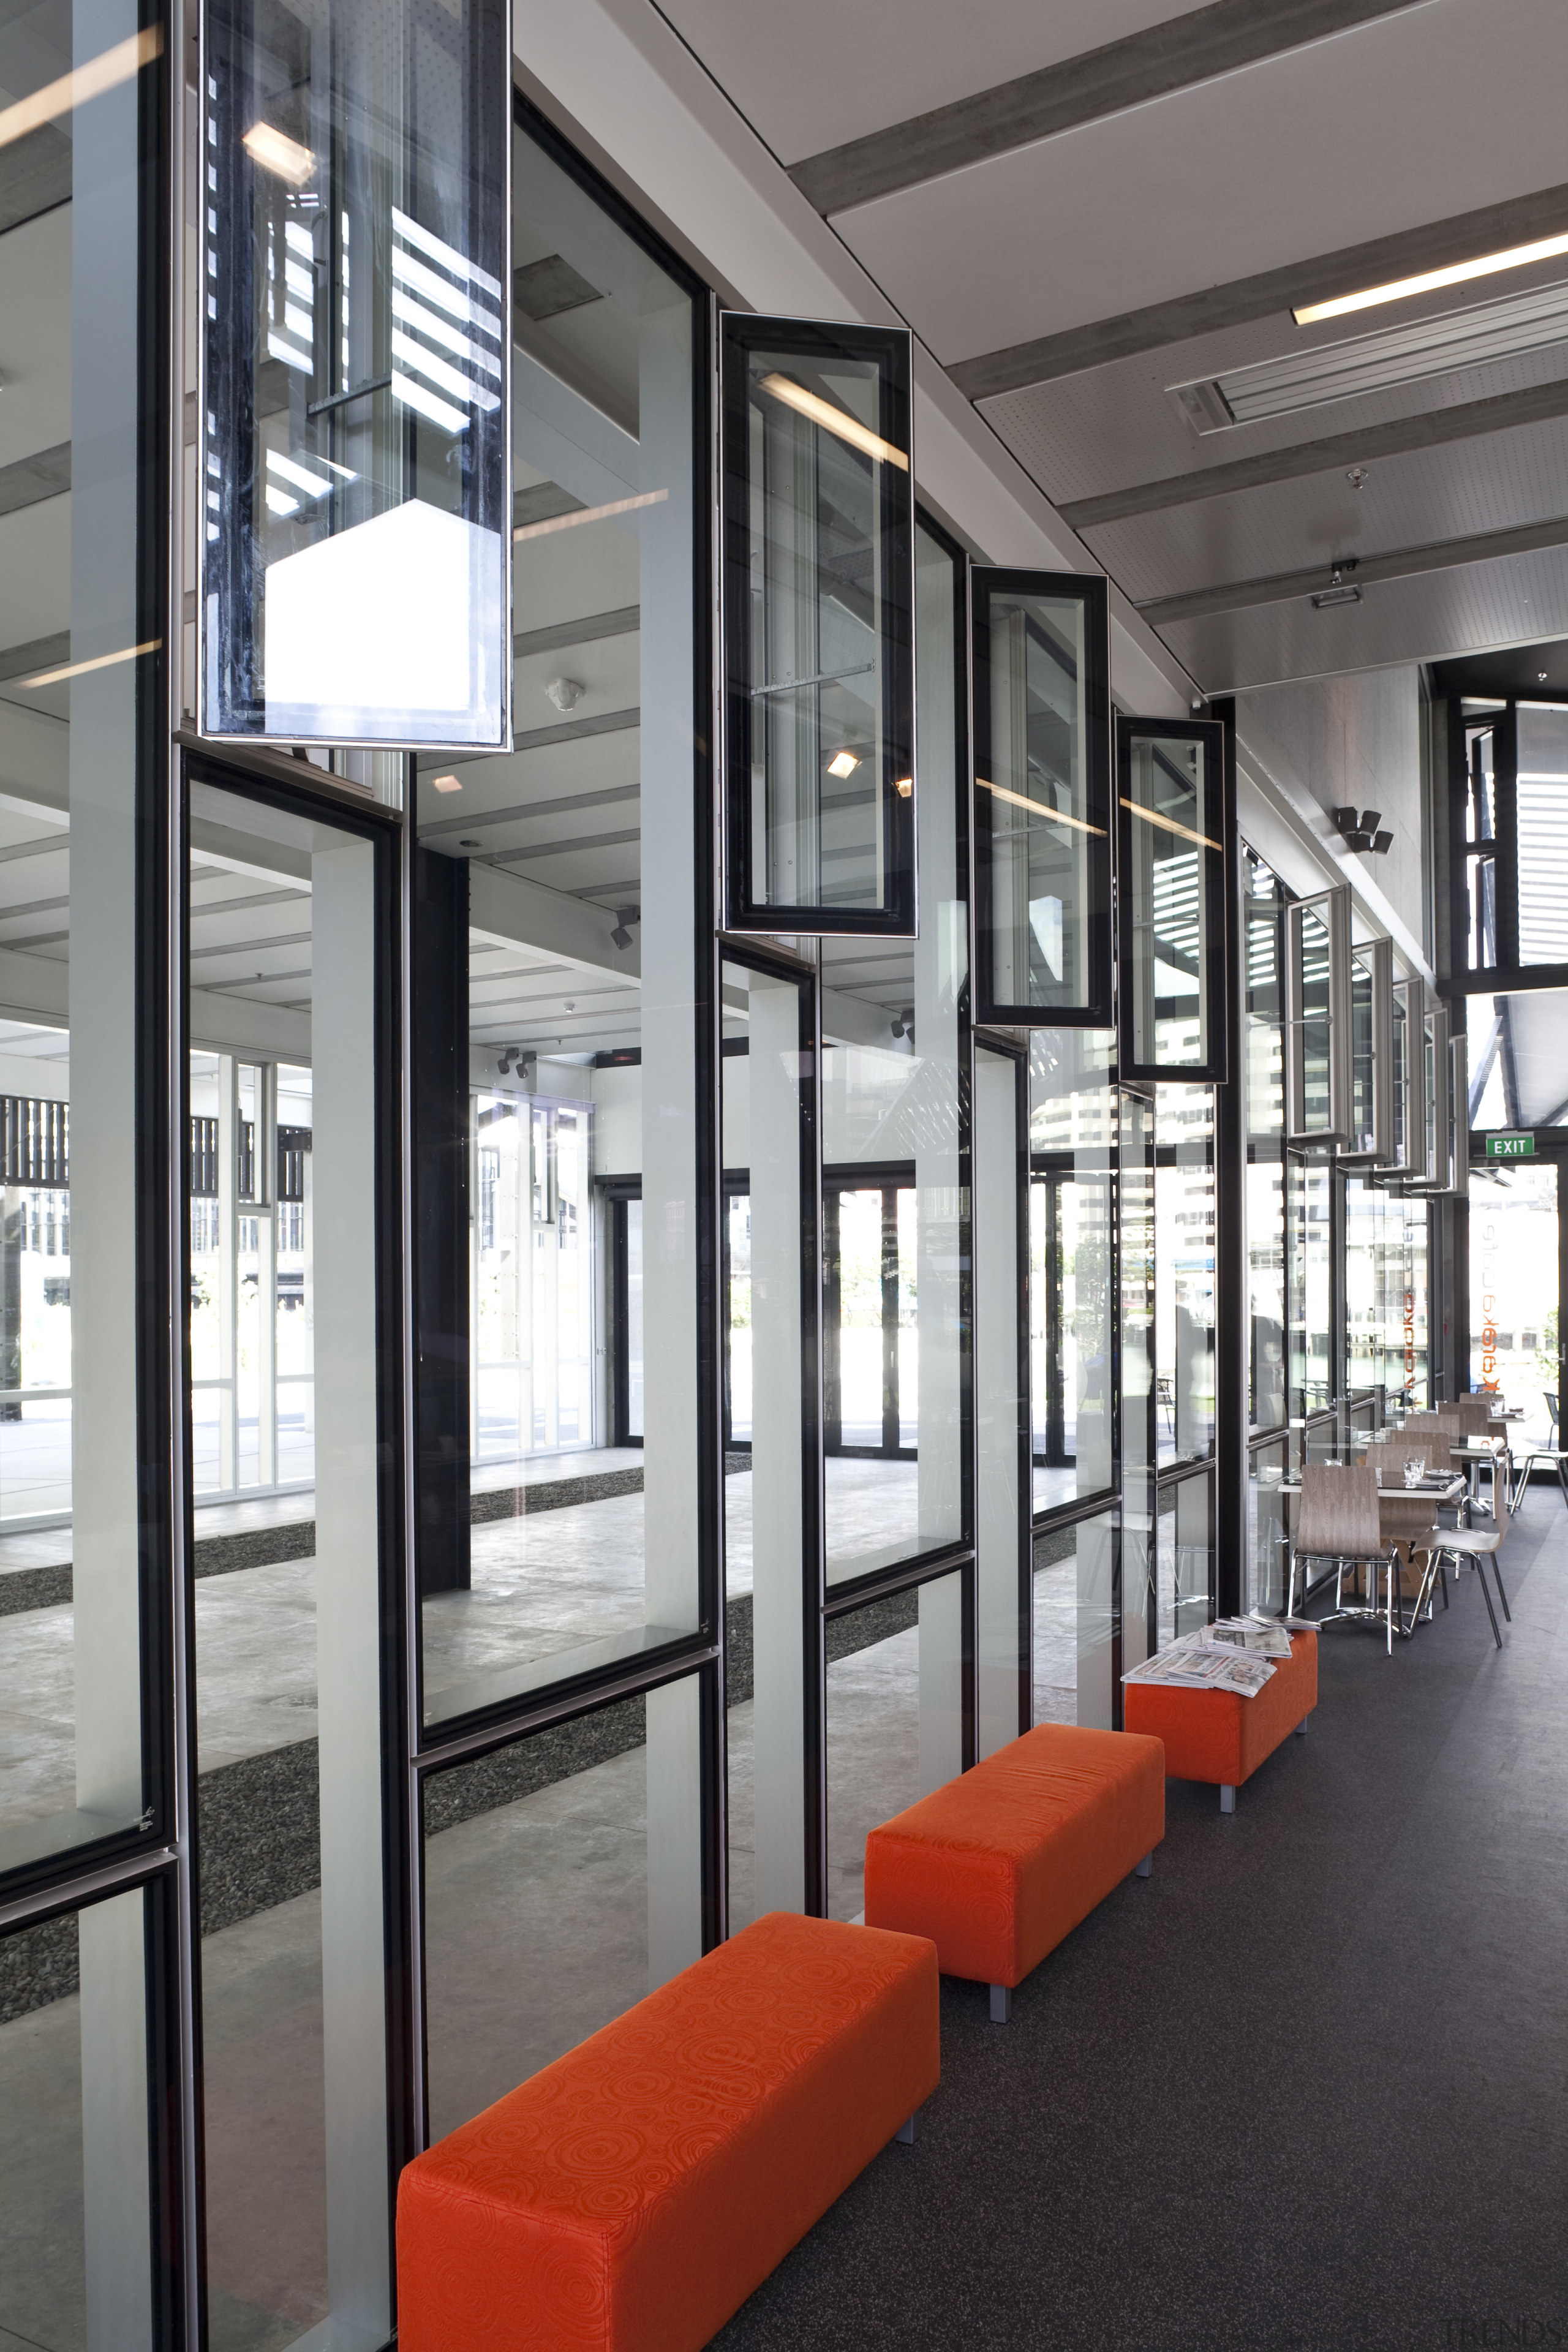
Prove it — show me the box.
[1219,1784,1236,1815]
[1295,1712,1310,1736]
[989,1984,1011,2024]
[895,2110,918,2145]
[1134,1850,1152,1878]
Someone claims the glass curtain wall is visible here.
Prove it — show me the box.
[0,0,178,2333]
[1028,1032,1115,1516]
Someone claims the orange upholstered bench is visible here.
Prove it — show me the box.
[396,1909,939,2352]
[862,1724,1165,2024]
[1124,1629,1317,1814]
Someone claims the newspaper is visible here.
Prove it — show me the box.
[1122,1629,1277,1698]
[1206,1613,1294,1657]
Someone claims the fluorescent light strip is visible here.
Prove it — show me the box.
[390,246,500,337]
[390,370,469,434]
[756,374,908,472]
[391,285,502,379]
[390,328,500,413]
[1294,231,1568,325]
[17,638,162,689]
[243,121,315,188]
[1121,797,1221,853]
[976,777,1104,837]
[514,489,669,543]
[392,206,503,304]
[0,24,160,150]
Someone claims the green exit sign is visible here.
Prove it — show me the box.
[1485,1133,1535,1158]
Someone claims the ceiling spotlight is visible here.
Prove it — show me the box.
[459,838,481,850]
[609,905,641,951]
[1333,805,1392,854]
[827,750,858,780]
[497,1043,522,1074]
[546,676,585,712]
[1311,560,1362,611]
[890,1005,915,1041]
[1539,671,1550,682]
[432,773,462,794]
[564,1000,576,1013]
[1346,467,1369,491]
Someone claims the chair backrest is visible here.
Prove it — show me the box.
[1548,1391,1560,1433]
[1373,1438,1439,1481]
[1296,1463,1383,1559]
[1400,1410,1461,1442]
[1455,1395,1503,1441]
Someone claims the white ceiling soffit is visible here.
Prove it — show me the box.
[1171,277,1568,432]
[649,0,1206,169]
[510,0,1197,717]
[1163,540,1568,695]
[827,0,1568,366]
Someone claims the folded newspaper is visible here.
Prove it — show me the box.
[1122,1613,1304,1698]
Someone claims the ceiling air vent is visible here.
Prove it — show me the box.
[1169,276,1568,433]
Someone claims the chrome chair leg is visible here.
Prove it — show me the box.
[1457,1548,1502,1648]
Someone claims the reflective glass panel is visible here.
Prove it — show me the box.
[1030,1032,1115,1512]
[0,0,167,1870]
[720,318,914,930]
[974,571,1110,1023]
[412,116,701,1724]
[421,1677,704,2132]
[203,0,510,747]
[825,1570,963,1921]
[1156,1472,1212,1649]
[1516,702,1568,966]
[1032,1508,1118,1730]
[1246,856,1286,1433]
[1155,1084,1215,1466]
[1118,720,1223,1076]
[1469,1161,1558,1447]
[1296,903,1333,1133]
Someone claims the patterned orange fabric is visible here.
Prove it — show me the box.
[861,1724,1165,1991]
[396,1910,940,2352]
[1123,1630,1317,1787]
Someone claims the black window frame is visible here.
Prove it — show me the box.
[1115,714,1229,1085]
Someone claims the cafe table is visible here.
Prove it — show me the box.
[1274,1471,1467,1623]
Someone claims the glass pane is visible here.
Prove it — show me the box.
[1156,1473,1212,1647]
[1470,1163,1558,1447]
[722,320,914,927]
[1345,1174,1384,1401]
[1289,1157,1333,1421]
[831,1188,886,1448]
[1349,951,1376,1152]
[1032,1509,1117,1729]
[825,1570,963,1922]
[1030,1031,1115,1511]
[1119,1094,1155,1683]
[412,115,699,1723]
[976,578,1108,1019]
[0,1890,156,2345]
[203,0,510,749]
[1121,726,1220,1071]
[1155,1084,1215,1466]
[189,782,392,2352]
[421,1678,704,2133]
[1516,702,1568,966]
[1296,905,1333,1131]
[1246,859,1287,1435]
[0,0,165,1869]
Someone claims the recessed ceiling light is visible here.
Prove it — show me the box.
[1292,230,1568,325]
[243,121,315,187]
[432,774,462,794]
[895,777,913,797]
[827,750,858,779]
[459,838,481,849]
[1172,277,1568,432]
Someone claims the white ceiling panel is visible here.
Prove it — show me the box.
[653,0,1210,168]
[1083,415,1568,603]
[0,206,70,470]
[831,0,1568,363]
[980,268,1568,508]
[1157,540,1568,690]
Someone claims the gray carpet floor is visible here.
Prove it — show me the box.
[713,1490,1568,2352]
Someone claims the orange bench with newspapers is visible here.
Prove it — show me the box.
[396,1909,940,2352]
[862,1723,1165,2024]
[1124,1629,1317,1814]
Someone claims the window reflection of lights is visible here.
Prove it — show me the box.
[284,220,312,258]
[267,450,339,500]
[266,485,301,517]
[267,334,313,373]
[392,205,502,300]
[284,303,312,342]
[0,24,160,151]
[390,371,468,434]
[391,285,502,377]
[755,372,908,472]
[390,245,497,333]
[512,489,668,543]
[976,776,1105,836]
[391,329,500,415]
[827,750,858,778]
[284,258,313,301]
[243,121,315,186]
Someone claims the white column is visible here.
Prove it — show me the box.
[311,842,390,2338]
[748,972,812,1913]
[974,1048,1025,1758]
[638,291,704,1983]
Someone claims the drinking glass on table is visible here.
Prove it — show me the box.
[1403,1457,1425,1489]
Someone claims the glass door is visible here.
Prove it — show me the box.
[1469,1156,1562,1452]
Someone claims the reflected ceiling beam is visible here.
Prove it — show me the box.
[0,443,69,521]
[491,825,640,865]
[0,943,66,1025]
[821,986,909,1052]
[0,123,71,238]
[790,0,1416,216]
[421,782,637,840]
[468,860,641,987]
[1137,510,1568,625]
[1061,377,1568,528]
[189,986,310,1060]
[951,181,1568,399]
[514,605,639,660]
[0,633,69,686]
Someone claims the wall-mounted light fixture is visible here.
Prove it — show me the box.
[609,905,640,951]
[1333,805,1393,854]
